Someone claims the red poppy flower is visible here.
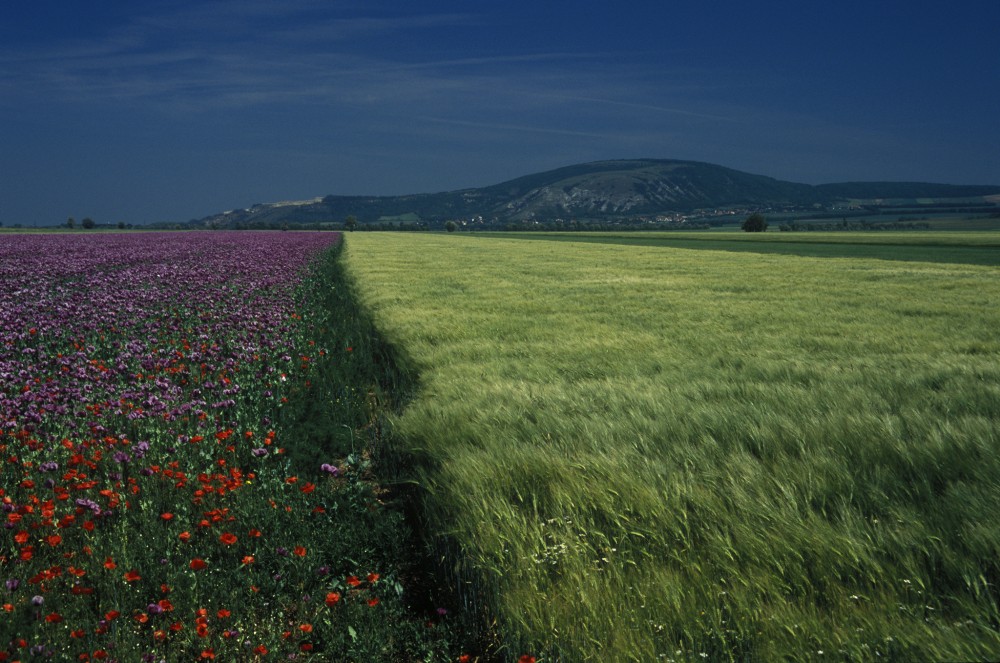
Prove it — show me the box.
[179,531,191,542]
[219,533,237,545]
[518,656,536,663]
[123,569,141,583]
[325,591,341,607]
[190,558,207,571]
[367,572,380,584]
[292,546,306,557]
[346,575,361,587]
[103,557,116,570]
[160,512,174,521]
[367,597,380,607]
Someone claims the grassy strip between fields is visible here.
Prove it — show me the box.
[342,231,1000,662]
[282,243,487,660]
[482,230,1000,266]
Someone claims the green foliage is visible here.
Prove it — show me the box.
[81,217,95,229]
[343,231,1000,662]
[741,212,767,232]
[445,221,458,232]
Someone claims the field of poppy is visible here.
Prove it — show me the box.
[0,232,473,661]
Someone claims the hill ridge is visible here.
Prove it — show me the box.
[194,159,1000,229]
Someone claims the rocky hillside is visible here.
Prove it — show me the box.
[194,159,1000,228]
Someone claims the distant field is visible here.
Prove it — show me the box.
[343,232,1000,661]
[488,230,1000,266]
[704,214,1000,233]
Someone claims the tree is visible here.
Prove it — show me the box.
[444,220,458,233]
[741,212,767,232]
[81,217,95,229]
[117,221,125,230]
[344,216,358,232]
[66,217,75,229]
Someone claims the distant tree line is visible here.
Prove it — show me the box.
[60,217,135,230]
[492,219,712,232]
[66,217,98,229]
[741,213,767,232]
[171,209,986,233]
[778,219,932,232]
[205,219,431,232]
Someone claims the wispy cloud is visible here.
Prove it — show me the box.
[0,3,482,106]
[416,116,612,139]
[264,13,479,45]
[529,92,738,122]
[0,0,733,131]
[0,2,780,173]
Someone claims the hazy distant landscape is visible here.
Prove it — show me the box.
[3,159,997,233]
[187,159,1000,232]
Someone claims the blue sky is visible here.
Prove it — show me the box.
[2,0,998,225]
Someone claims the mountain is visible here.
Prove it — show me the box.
[194,159,1000,228]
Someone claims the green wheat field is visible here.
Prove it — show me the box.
[342,231,1000,662]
